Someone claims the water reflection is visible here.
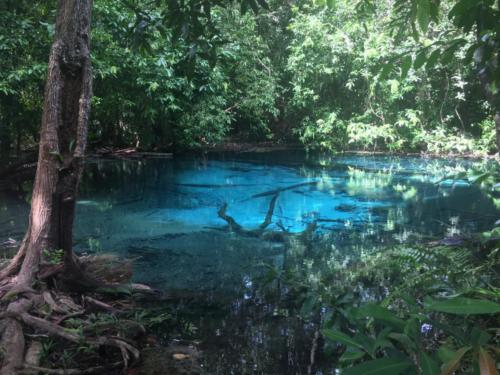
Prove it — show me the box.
[0,152,498,374]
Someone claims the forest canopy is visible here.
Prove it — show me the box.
[0,0,498,157]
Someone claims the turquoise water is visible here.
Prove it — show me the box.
[0,152,498,373]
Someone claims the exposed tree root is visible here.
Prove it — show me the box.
[0,318,24,375]
[0,238,27,281]
[0,255,152,375]
[83,296,120,314]
[1,290,140,374]
[19,362,122,374]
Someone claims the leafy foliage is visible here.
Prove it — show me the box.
[0,0,497,156]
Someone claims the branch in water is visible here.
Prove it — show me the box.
[250,181,318,199]
[217,203,243,232]
[259,194,279,230]
[218,193,280,235]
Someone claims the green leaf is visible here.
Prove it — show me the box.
[448,0,477,21]
[417,0,430,33]
[429,1,439,22]
[379,61,395,79]
[300,295,317,317]
[255,0,270,10]
[440,346,471,375]
[420,352,440,375]
[322,329,365,350]
[424,297,500,315]
[359,304,405,329]
[246,0,259,14]
[343,357,413,375]
[414,50,428,69]
[464,43,479,64]
[437,346,456,363]
[425,49,440,70]
[400,55,412,79]
[440,41,466,65]
[480,227,500,244]
[388,333,416,351]
[469,172,490,185]
[340,350,365,362]
[469,327,491,347]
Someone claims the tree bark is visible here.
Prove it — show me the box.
[1,0,93,287]
[495,111,500,153]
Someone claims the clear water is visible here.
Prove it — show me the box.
[0,151,498,374]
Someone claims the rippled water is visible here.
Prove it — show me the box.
[0,151,498,374]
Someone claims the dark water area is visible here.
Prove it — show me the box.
[0,151,498,374]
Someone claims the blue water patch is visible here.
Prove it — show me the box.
[0,153,497,292]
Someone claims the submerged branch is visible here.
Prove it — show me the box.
[259,194,279,230]
[217,203,244,232]
[218,193,280,236]
[249,181,318,199]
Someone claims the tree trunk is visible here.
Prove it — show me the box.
[495,111,500,153]
[1,0,93,286]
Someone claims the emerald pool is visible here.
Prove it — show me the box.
[0,151,498,374]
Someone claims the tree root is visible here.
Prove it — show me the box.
[0,287,140,374]
[0,318,24,375]
[19,362,122,374]
[83,296,119,314]
[0,237,27,281]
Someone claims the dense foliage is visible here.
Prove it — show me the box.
[0,0,498,156]
[256,163,500,373]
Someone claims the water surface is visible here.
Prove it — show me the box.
[0,152,497,374]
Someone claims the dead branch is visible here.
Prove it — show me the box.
[249,181,318,199]
[217,203,244,233]
[219,192,282,237]
[259,194,279,230]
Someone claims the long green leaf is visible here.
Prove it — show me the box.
[440,346,471,375]
[401,55,412,79]
[322,329,364,350]
[478,347,498,375]
[424,297,500,315]
[360,304,405,329]
[417,0,430,33]
[414,50,428,69]
[448,0,477,21]
[425,49,440,70]
[340,350,365,362]
[344,357,413,375]
[420,352,440,375]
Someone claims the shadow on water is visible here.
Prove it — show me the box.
[0,151,498,374]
